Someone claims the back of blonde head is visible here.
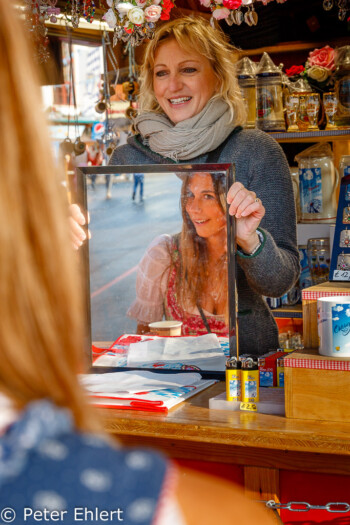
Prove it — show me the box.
[139,16,246,126]
[0,1,99,432]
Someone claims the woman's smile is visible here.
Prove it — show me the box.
[153,40,218,124]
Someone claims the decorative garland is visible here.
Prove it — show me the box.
[103,0,175,46]
[198,0,287,26]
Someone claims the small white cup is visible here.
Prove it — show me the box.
[148,320,183,337]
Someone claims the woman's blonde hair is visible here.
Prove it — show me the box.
[139,16,246,126]
[0,1,100,432]
[172,173,228,319]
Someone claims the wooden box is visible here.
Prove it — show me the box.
[284,348,350,422]
[302,281,350,348]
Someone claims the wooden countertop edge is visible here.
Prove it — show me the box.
[96,383,350,457]
[100,414,350,456]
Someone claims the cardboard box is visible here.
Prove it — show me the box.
[258,351,286,387]
[284,348,350,422]
[302,281,350,348]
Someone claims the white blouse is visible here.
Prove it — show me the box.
[127,234,172,324]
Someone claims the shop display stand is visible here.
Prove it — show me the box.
[329,173,350,281]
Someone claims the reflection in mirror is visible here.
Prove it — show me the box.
[77,164,235,374]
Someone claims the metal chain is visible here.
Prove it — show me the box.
[262,500,350,513]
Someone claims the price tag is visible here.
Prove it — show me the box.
[332,270,350,281]
[240,402,257,412]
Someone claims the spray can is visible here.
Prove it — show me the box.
[242,357,259,403]
[226,357,242,401]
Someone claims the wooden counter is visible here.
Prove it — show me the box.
[98,382,350,501]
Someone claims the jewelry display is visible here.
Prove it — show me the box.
[330,174,350,281]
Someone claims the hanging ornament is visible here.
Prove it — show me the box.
[198,0,284,27]
[83,0,95,23]
[23,0,61,62]
[322,0,349,20]
[103,0,176,47]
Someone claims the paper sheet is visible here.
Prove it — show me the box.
[127,333,226,371]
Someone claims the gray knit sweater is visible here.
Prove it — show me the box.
[110,128,300,355]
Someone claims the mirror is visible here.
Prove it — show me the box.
[76,163,236,377]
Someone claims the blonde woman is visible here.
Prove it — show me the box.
[102,16,298,355]
[0,4,278,524]
[128,172,229,336]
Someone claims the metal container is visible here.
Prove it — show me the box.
[255,52,286,132]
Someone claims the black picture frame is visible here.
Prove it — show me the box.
[76,163,236,379]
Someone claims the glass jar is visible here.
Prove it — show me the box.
[306,238,331,285]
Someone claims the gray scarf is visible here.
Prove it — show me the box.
[133,98,235,161]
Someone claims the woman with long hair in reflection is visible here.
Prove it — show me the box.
[128,172,229,336]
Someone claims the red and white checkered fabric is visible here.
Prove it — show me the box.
[284,357,350,370]
[302,290,350,300]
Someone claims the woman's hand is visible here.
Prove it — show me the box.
[69,203,90,250]
[227,182,265,254]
